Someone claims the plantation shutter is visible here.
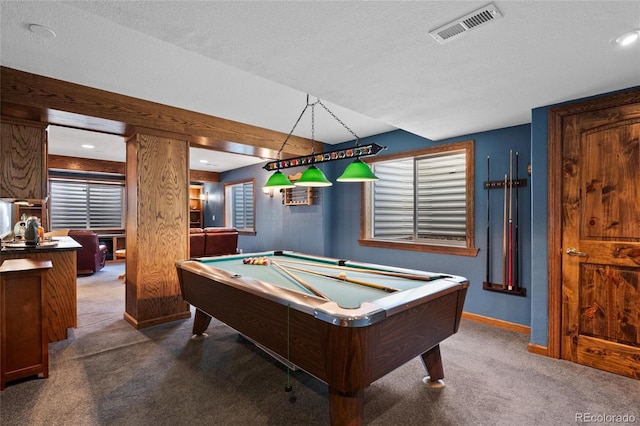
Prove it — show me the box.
[416,153,466,243]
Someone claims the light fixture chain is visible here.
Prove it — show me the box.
[317,99,360,142]
[277,103,309,161]
[310,102,315,154]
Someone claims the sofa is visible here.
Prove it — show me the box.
[68,230,108,275]
[190,227,239,258]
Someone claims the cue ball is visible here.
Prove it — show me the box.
[338,272,347,279]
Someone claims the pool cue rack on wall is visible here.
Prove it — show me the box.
[482,151,527,297]
[483,179,527,189]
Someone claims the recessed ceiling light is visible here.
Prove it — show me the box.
[199,159,209,164]
[28,23,56,39]
[81,144,95,149]
[614,30,639,47]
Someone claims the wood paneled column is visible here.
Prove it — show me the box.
[124,131,191,328]
[0,117,48,200]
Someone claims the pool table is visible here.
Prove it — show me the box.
[176,251,468,425]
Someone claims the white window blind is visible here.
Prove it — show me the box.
[50,179,124,230]
[416,153,466,243]
[230,181,254,231]
[373,159,414,240]
[372,152,467,245]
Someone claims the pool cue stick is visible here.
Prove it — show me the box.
[509,151,515,290]
[514,152,520,292]
[271,261,330,300]
[502,174,508,289]
[277,258,444,282]
[281,264,399,293]
[486,156,491,285]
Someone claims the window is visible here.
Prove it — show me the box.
[224,179,255,234]
[50,179,124,230]
[360,140,478,256]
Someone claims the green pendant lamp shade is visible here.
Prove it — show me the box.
[264,170,295,190]
[336,159,379,182]
[294,165,333,187]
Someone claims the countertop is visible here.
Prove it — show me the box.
[1,236,82,254]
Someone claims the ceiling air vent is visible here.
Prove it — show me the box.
[429,3,502,44]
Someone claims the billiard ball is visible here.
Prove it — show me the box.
[338,272,347,280]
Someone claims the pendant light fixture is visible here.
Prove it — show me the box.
[263,170,295,190]
[294,100,332,187]
[337,158,379,182]
[262,95,386,191]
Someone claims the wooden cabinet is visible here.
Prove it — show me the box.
[189,185,203,228]
[0,117,48,200]
[0,237,81,343]
[0,258,52,390]
[97,233,126,261]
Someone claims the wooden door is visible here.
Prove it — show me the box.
[558,93,640,379]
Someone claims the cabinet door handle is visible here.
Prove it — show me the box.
[566,247,588,257]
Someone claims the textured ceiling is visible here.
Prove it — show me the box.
[1,1,639,171]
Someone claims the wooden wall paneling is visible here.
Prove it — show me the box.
[48,154,220,181]
[48,154,126,175]
[0,249,77,343]
[190,169,220,183]
[1,117,48,200]
[124,132,191,328]
[1,67,315,159]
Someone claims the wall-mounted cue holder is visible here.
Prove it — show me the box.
[482,281,526,296]
[483,179,527,189]
[283,186,315,206]
[483,151,527,297]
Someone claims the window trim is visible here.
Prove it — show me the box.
[224,178,256,235]
[359,140,479,257]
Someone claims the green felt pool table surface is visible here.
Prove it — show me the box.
[195,251,455,310]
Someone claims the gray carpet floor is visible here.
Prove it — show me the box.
[1,263,638,425]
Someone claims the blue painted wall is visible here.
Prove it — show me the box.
[215,86,638,348]
[219,125,532,327]
[529,106,550,346]
[221,165,327,256]
[326,126,532,327]
[201,182,223,228]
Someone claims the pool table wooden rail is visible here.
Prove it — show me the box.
[176,256,468,425]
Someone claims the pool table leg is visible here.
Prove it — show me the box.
[420,344,446,387]
[192,309,212,336]
[328,387,364,426]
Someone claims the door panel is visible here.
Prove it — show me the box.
[581,125,640,239]
[561,102,640,379]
